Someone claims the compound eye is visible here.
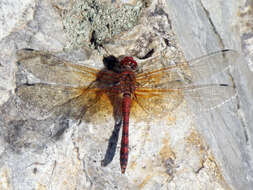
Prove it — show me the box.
[131,62,137,70]
[121,56,137,70]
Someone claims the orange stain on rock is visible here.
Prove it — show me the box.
[159,137,176,162]
[138,174,152,189]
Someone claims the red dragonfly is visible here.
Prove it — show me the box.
[16,48,237,173]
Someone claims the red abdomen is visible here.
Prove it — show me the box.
[120,94,131,173]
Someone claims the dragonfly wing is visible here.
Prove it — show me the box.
[136,55,186,88]
[16,49,123,123]
[17,83,122,124]
[136,49,239,87]
[16,84,83,117]
[80,92,122,124]
[131,85,184,120]
[132,84,236,119]
[180,49,239,82]
[182,84,237,112]
[16,49,98,87]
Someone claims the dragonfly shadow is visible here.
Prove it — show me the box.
[100,56,123,167]
[101,119,122,167]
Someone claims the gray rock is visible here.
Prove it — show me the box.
[0,0,252,189]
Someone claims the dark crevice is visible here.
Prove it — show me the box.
[237,100,250,145]
[164,38,170,46]
[199,0,225,48]
[150,5,171,29]
[138,49,154,59]
[195,164,205,174]
[52,116,69,140]
[90,31,102,49]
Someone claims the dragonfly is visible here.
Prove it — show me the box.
[16,48,237,174]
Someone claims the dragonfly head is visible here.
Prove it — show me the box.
[120,56,138,71]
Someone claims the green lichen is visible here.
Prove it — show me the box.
[62,0,143,49]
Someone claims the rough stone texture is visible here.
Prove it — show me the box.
[165,1,253,190]
[60,0,143,49]
[0,0,252,190]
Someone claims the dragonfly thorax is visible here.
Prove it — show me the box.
[119,70,136,96]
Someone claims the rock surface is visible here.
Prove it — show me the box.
[0,0,252,189]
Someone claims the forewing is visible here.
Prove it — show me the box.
[16,49,98,87]
[136,49,238,88]
[16,49,124,123]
